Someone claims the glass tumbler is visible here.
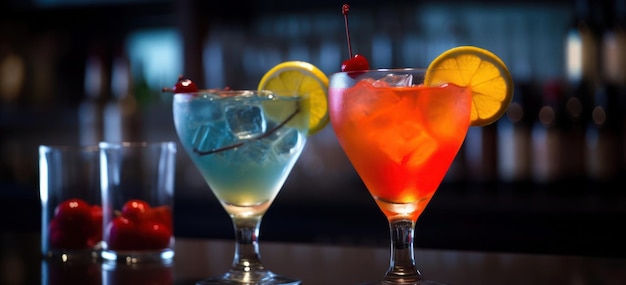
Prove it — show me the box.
[39,144,102,262]
[99,141,177,264]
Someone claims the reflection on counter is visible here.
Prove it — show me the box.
[1,232,625,285]
[42,260,102,285]
[101,262,173,285]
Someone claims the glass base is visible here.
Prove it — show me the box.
[101,248,174,265]
[196,271,301,285]
[359,280,448,285]
[43,248,100,263]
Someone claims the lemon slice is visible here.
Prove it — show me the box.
[424,46,514,127]
[258,61,329,135]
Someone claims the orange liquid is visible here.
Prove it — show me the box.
[330,81,471,221]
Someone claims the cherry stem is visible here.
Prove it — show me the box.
[342,4,353,59]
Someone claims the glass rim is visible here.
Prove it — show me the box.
[38,144,99,153]
[332,67,428,75]
[173,89,273,96]
[173,89,304,101]
[97,141,177,149]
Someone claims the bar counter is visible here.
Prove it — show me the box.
[2,231,625,285]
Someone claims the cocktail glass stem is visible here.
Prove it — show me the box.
[384,219,423,283]
[198,214,295,284]
[227,216,270,280]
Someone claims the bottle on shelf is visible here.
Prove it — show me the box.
[561,0,600,189]
[531,80,563,185]
[103,48,142,143]
[585,85,621,184]
[0,50,25,112]
[78,46,107,147]
[585,0,626,187]
[612,0,626,183]
[497,82,534,185]
[463,121,499,193]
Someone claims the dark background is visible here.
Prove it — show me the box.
[1,0,625,261]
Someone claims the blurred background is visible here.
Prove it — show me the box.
[1,0,625,259]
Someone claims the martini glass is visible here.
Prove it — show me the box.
[328,69,472,285]
[173,89,307,285]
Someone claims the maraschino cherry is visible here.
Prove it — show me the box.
[49,198,102,249]
[104,199,173,250]
[341,4,370,72]
[162,75,198,93]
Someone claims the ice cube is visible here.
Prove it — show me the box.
[225,103,266,139]
[232,140,271,164]
[378,121,437,167]
[189,99,223,123]
[419,85,472,140]
[271,128,303,158]
[404,132,437,167]
[345,80,403,124]
[191,123,225,153]
[374,74,413,87]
